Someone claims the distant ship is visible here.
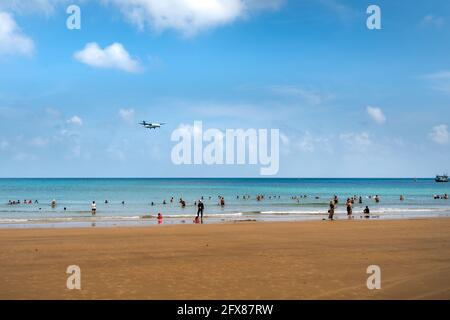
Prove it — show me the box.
[435,174,449,183]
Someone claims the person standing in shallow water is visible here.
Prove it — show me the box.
[328,200,335,220]
[363,206,370,218]
[197,200,205,223]
[346,198,353,218]
[91,201,96,216]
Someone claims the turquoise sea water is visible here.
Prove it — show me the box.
[0,178,449,227]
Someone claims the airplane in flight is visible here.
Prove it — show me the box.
[139,121,165,129]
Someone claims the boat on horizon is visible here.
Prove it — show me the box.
[435,174,449,183]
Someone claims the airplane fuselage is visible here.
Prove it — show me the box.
[140,121,164,129]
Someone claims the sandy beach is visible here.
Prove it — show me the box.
[0,218,449,300]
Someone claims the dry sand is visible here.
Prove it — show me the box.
[0,218,449,299]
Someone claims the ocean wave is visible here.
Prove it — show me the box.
[259,210,325,215]
[0,213,244,224]
[257,207,450,215]
[142,212,243,219]
[0,218,30,223]
[370,207,450,214]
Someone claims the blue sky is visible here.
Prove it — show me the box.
[0,0,449,177]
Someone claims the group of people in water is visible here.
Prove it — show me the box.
[7,199,38,205]
[6,192,449,224]
[143,199,206,225]
[327,194,382,220]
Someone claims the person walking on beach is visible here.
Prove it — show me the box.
[328,200,335,220]
[91,201,96,215]
[197,200,205,223]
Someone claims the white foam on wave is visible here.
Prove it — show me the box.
[371,207,450,214]
[143,212,243,219]
[0,218,29,223]
[259,207,450,215]
[260,210,326,215]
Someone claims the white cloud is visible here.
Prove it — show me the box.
[366,106,386,124]
[118,108,135,123]
[106,139,130,161]
[176,123,203,138]
[425,71,450,80]
[104,0,283,37]
[280,131,332,154]
[107,145,126,161]
[429,124,449,145]
[269,85,330,105]
[279,132,289,146]
[423,71,450,94]
[421,14,445,28]
[14,152,37,161]
[0,139,9,151]
[45,107,62,118]
[2,1,283,38]
[296,132,332,153]
[317,0,358,20]
[30,137,49,148]
[0,0,69,15]
[67,115,83,126]
[69,144,81,158]
[0,11,34,56]
[340,132,371,150]
[74,42,142,73]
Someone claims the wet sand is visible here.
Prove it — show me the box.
[0,218,449,299]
